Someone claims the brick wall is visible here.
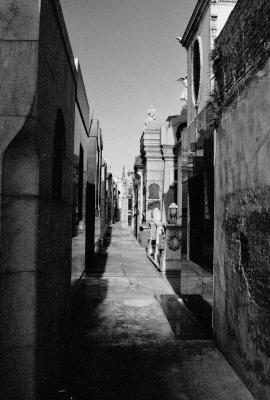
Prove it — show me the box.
[214,0,270,108]
[214,1,270,399]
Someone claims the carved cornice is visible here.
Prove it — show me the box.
[161,144,175,159]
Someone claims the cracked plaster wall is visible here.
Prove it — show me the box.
[214,48,270,400]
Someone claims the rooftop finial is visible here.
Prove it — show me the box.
[122,165,126,181]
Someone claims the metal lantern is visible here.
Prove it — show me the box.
[168,203,178,223]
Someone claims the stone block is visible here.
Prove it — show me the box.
[36,200,71,269]
[154,222,164,265]
[0,271,35,352]
[36,260,70,373]
[0,0,40,40]
[0,116,29,156]
[162,225,182,271]
[1,197,38,273]
[148,222,157,256]
[0,345,35,400]
[0,40,37,116]
[139,224,150,249]
[2,129,39,195]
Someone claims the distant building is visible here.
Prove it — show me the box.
[133,156,144,237]
[134,108,187,270]
[117,167,133,226]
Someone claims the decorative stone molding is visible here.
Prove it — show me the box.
[168,231,182,251]
[162,225,182,271]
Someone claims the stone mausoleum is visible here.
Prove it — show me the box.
[0,1,118,398]
[178,0,237,270]
[135,107,187,273]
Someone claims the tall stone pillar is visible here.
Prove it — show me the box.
[161,144,176,222]
[174,141,183,225]
[154,222,165,265]
[100,160,107,244]
[85,127,98,270]
[140,123,163,223]
[133,156,143,237]
[121,182,128,226]
[138,170,144,225]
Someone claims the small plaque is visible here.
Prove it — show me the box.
[148,183,160,199]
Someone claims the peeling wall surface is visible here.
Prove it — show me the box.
[214,1,270,399]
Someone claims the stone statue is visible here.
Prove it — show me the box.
[153,207,161,222]
[144,105,156,128]
[177,76,187,105]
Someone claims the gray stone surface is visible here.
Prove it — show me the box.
[65,223,255,400]
[0,1,76,399]
[214,3,270,397]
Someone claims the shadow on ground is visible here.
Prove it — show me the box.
[158,294,212,340]
[54,226,211,399]
[56,340,219,400]
[182,294,212,338]
[52,228,114,399]
[64,344,181,400]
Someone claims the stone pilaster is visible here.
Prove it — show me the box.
[154,222,164,266]
[161,144,176,222]
[140,123,164,223]
[174,141,183,225]
[162,224,182,271]
[148,222,157,256]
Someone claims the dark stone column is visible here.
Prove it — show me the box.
[85,135,97,271]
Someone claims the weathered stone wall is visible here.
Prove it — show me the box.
[214,1,270,398]
[72,62,90,283]
[85,119,103,270]
[36,2,76,397]
[0,1,76,398]
[214,0,270,109]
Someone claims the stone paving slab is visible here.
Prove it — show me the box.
[162,342,255,400]
[64,223,255,400]
[84,296,176,346]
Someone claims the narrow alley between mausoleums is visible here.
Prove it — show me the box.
[57,223,255,400]
[2,1,270,400]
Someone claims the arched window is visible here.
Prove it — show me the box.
[52,109,65,200]
[192,37,202,105]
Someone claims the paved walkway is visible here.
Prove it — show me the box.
[63,223,254,400]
